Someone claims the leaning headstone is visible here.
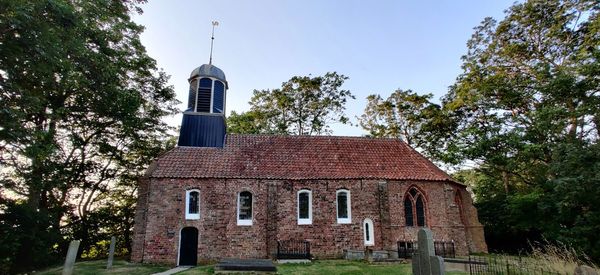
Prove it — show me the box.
[575,265,599,275]
[364,247,373,262]
[412,228,445,275]
[107,236,116,269]
[62,240,80,275]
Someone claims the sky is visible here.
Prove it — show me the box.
[132,0,516,136]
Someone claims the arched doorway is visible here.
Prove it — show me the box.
[179,227,198,266]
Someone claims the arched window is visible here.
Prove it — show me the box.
[404,196,413,226]
[237,191,253,226]
[297,189,312,225]
[454,190,466,225]
[336,189,351,224]
[363,218,374,246]
[187,79,198,111]
[404,187,426,227]
[212,80,225,113]
[196,78,212,112]
[185,189,200,220]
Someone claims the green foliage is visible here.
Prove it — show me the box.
[440,0,600,260]
[0,199,63,273]
[358,90,435,143]
[227,72,354,135]
[0,0,178,272]
[227,110,270,134]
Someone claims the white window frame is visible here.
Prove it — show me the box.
[363,218,374,246]
[297,189,312,225]
[237,191,253,226]
[185,189,200,220]
[336,189,352,224]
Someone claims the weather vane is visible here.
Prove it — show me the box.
[209,21,219,65]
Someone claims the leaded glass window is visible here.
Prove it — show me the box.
[185,189,200,220]
[336,189,351,223]
[404,187,426,227]
[404,197,414,226]
[297,190,312,224]
[237,191,252,225]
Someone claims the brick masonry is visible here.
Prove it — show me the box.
[131,177,487,265]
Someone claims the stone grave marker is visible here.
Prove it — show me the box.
[107,236,116,269]
[412,228,445,275]
[575,265,599,275]
[62,240,80,275]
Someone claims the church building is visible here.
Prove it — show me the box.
[130,63,488,266]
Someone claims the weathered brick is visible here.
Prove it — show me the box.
[131,177,487,265]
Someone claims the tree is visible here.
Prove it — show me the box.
[358,89,442,151]
[227,110,271,134]
[431,0,599,260]
[228,72,354,135]
[0,0,178,272]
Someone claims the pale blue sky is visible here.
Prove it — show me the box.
[133,0,515,136]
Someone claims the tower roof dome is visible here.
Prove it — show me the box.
[190,64,227,84]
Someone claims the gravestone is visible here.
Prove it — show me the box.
[412,228,445,275]
[62,240,80,275]
[107,236,116,269]
[575,265,599,275]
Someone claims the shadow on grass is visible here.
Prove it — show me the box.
[34,260,170,275]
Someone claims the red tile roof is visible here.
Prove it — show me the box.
[149,134,455,182]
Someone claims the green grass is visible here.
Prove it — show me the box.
[276,260,411,275]
[181,260,468,275]
[35,259,468,275]
[34,260,170,275]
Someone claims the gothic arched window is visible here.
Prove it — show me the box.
[404,187,426,227]
[455,190,466,225]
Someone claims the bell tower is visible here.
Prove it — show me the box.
[178,22,228,147]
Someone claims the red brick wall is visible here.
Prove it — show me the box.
[131,178,487,265]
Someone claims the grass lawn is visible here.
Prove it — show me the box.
[34,260,170,275]
[276,260,411,275]
[181,260,468,275]
[36,259,468,274]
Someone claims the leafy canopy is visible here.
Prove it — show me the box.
[227,72,354,135]
[358,89,449,158]
[436,0,600,260]
[0,0,178,272]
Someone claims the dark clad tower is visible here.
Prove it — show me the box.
[177,64,228,147]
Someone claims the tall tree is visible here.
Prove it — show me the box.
[228,72,354,135]
[358,89,441,150]
[432,0,600,259]
[0,0,178,272]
